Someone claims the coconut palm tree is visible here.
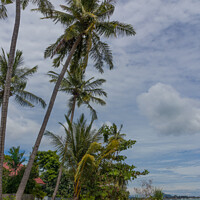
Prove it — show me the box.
[17,1,136,198]
[0,49,46,108]
[0,0,53,197]
[0,0,21,196]
[45,114,101,199]
[47,67,106,199]
[48,67,107,121]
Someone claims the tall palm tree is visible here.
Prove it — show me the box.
[0,0,53,197]
[0,49,46,108]
[48,67,107,121]
[45,114,101,199]
[17,1,136,198]
[0,0,21,196]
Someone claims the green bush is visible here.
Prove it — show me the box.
[3,196,16,200]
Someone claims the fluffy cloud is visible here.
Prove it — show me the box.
[137,83,200,135]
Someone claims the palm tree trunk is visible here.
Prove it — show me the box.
[51,163,63,200]
[0,0,21,198]
[51,97,77,200]
[70,96,77,123]
[16,35,82,200]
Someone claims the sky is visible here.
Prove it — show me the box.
[0,0,200,196]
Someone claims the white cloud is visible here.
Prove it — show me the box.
[137,83,200,135]
[167,165,200,177]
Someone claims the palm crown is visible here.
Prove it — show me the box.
[48,67,107,120]
[45,114,101,171]
[39,0,136,72]
[0,0,53,19]
[0,49,46,107]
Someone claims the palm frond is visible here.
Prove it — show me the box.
[90,96,106,105]
[16,90,46,108]
[44,131,65,157]
[14,94,34,107]
[21,0,29,9]
[85,78,106,89]
[96,21,136,37]
[13,50,24,70]
[0,4,7,19]
[19,66,38,80]
[47,10,75,25]
[86,103,97,120]
[85,88,107,97]
[30,0,54,13]
[95,0,115,20]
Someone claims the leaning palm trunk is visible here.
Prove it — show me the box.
[16,35,82,200]
[52,164,63,200]
[0,0,21,198]
[70,96,76,123]
[52,97,76,200]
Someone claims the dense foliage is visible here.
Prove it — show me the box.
[0,0,150,199]
[3,147,39,194]
[79,124,149,199]
[3,125,148,199]
[34,150,73,197]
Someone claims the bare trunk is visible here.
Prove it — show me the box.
[0,1,21,199]
[16,35,82,200]
[51,165,63,200]
[70,96,76,123]
[51,97,76,200]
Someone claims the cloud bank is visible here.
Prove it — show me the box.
[137,83,200,135]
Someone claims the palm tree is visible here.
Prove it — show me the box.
[0,49,46,108]
[48,67,106,199]
[45,114,101,199]
[17,1,136,198]
[7,146,26,175]
[0,0,53,197]
[48,67,107,121]
[0,0,21,196]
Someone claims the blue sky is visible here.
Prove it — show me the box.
[1,0,200,196]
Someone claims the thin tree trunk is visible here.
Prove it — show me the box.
[16,35,82,200]
[51,97,76,200]
[51,161,63,200]
[0,1,21,198]
[70,96,76,123]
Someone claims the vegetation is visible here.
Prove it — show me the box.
[18,0,135,198]
[48,66,107,199]
[134,180,164,200]
[2,146,40,195]
[0,0,52,197]
[0,0,154,199]
[48,67,107,120]
[0,49,46,108]
[78,124,148,199]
